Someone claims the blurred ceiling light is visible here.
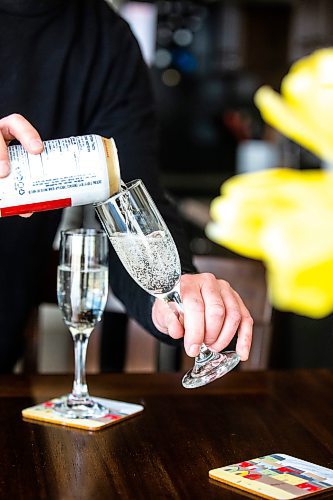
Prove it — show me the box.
[162,68,181,86]
[173,28,193,47]
[173,49,197,73]
[155,48,172,68]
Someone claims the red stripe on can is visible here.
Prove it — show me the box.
[0,198,72,217]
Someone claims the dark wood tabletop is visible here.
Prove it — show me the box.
[0,369,333,499]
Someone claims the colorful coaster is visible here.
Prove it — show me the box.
[22,395,144,431]
[209,454,333,499]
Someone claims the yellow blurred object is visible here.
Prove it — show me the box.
[263,214,333,318]
[254,48,333,161]
[207,48,333,318]
[206,168,333,318]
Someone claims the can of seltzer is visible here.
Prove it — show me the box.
[0,134,120,217]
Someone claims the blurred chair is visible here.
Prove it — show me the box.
[158,255,273,371]
[23,308,40,374]
[196,255,272,370]
[23,249,59,374]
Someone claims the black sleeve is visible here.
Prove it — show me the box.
[84,14,196,340]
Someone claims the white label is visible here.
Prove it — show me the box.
[0,135,111,214]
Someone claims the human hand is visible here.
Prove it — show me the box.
[152,273,253,361]
[0,113,43,178]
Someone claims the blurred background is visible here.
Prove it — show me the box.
[33,0,333,374]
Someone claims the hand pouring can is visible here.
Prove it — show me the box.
[0,134,120,217]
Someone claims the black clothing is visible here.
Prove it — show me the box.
[0,0,195,371]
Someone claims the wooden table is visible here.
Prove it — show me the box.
[1,370,333,499]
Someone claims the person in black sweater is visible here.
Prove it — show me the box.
[0,1,253,372]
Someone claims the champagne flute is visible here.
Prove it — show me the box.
[95,180,240,389]
[55,228,109,418]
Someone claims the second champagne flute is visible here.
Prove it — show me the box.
[95,180,240,389]
[55,228,109,418]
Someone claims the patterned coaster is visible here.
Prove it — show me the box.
[22,395,144,431]
[209,454,333,499]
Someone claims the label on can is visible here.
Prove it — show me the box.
[0,134,120,217]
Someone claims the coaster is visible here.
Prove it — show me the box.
[22,395,144,431]
[209,453,333,499]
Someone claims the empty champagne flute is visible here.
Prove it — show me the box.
[55,228,109,418]
[95,179,240,389]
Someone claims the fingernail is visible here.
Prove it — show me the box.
[0,160,10,177]
[29,139,43,150]
[188,344,200,357]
